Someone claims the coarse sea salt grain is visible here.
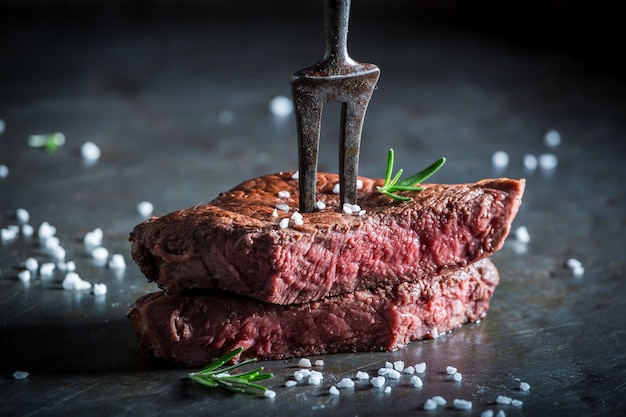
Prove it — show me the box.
[278,190,291,198]
[356,371,369,380]
[298,358,312,368]
[423,399,437,410]
[393,361,405,372]
[453,372,463,382]
[18,270,31,282]
[25,257,38,271]
[496,395,512,405]
[523,154,538,171]
[285,380,297,387]
[1,227,18,241]
[93,283,107,296]
[384,386,392,394]
[453,399,472,410]
[291,171,299,179]
[264,389,277,399]
[544,129,561,147]
[22,224,34,237]
[431,396,446,406]
[538,153,558,170]
[491,151,509,169]
[291,211,304,226]
[566,258,584,277]
[496,410,506,417]
[314,360,324,367]
[137,201,154,217]
[515,226,530,243]
[385,361,393,369]
[84,228,103,247]
[414,362,426,373]
[329,385,340,396]
[315,200,326,210]
[108,254,126,269]
[13,371,29,380]
[520,381,531,391]
[91,246,109,261]
[276,203,290,212]
[336,378,355,388]
[269,95,293,117]
[16,208,30,224]
[81,141,101,161]
[40,262,55,276]
[308,373,322,385]
[38,222,56,239]
[410,375,423,388]
[511,399,523,407]
[332,183,340,194]
[356,179,363,190]
[272,209,278,217]
[403,366,415,375]
[0,164,8,178]
[62,272,92,291]
[481,410,494,417]
[371,376,385,388]
[446,366,457,375]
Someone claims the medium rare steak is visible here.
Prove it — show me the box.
[127,258,498,365]
[130,172,524,304]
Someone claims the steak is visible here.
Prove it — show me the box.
[127,258,498,366]
[130,172,524,305]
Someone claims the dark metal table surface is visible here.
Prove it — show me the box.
[1,4,625,417]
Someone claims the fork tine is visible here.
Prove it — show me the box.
[291,0,379,212]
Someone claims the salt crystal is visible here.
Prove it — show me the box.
[515,226,530,243]
[285,380,297,387]
[65,260,76,272]
[453,399,472,410]
[519,381,531,391]
[291,171,299,179]
[314,360,324,367]
[356,179,363,189]
[18,270,31,282]
[13,371,29,380]
[393,360,405,372]
[264,389,276,399]
[108,254,126,270]
[40,262,56,276]
[49,245,66,261]
[410,375,423,388]
[453,372,463,382]
[332,183,340,194]
[385,361,393,369]
[81,141,101,161]
[370,376,385,388]
[384,386,392,394]
[414,362,426,373]
[431,396,446,406]
[1,227,18,241]
[21,224,34,237]
[336,378,355,388]
[137,201,154,217]
[491,151,509,169]
[403,366,415,375]
[329,385,340,396]
[291,211,304,226]
[315,200,326,210]
[42,236,60,250]
[272,209,278,217]
[356,371,369,380]
[84,228,103,247]
[276,203,290,212]
[566,258,584,277]
[446,366,457,375]
[16,208,30,224]
[511,399,523,407]
[308,373,322,385]
[278,190,291,198]
[496,410,506,417]
[423,399,437,410]
[298,358,312,368]
[63,272,90,291]
[523,154,538,171]
[544,129,561,147]
[37,222,56,239]
[93,283,107,296]
[496,395,512,405]
[538,153,558,170]
[481,410,494,417]
[269,95,293,117]
[0,164,8,178]
[293,370,306,381]
[91,246,109,261]
[24,257,38,271]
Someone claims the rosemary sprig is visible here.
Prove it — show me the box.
[377,148,446,202]
[188,347,273,395]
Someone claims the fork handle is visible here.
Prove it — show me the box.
[322,0,351,66]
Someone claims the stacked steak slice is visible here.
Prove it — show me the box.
[128,172,525,365]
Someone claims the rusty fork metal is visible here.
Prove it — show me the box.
[291,0,380,213]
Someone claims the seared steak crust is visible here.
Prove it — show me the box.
[130,173,524,305]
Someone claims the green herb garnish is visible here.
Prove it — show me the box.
[27,132,66,153]
[188,347,273,395]
[377,148,446,202]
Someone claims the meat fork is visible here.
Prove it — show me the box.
[291,0,380,213]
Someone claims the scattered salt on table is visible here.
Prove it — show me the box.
[291,211,304,226]
[491,151,509,169]
[81,141,101,161]
[93,283,107,296]
[18,270,31,282]
[384,386,392,394]
[370,376,385,388]
[356,371,369,380]
[329,385,340,395]
[336,377,355,388]
[523,154,538,171]
[40,262,55,277]
[538,153,558,170]
[13,371,29,380]
[496,395,512,405]
[16,208,30,224]
[566,258,584,277]
[269,95,293,117]
[84,228,103,248]
[393,360,404,372]
[453,372,463,382]
[264,389,276,399]
[446,366,457,375]
[108,254,126,270]
[496,410,506,417]
[481,410,494,417]
[0,164,8,178]
[410,375,423,388]
[431,396,446,406]
[414,362,426,373]
[91,246,109,261]
[298,358,312,368]
[520,381,531,391]
[403,365,415,375]
[285,380,297,387]
[423,399,437,410]
[544,129,561,147]
[515,226,530,243]
[511,399,523,407]
[21,224,34,237]
[315,200,326,210]
[314,359,324,367]
[137,201,154,217]
[453,399,472,410]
